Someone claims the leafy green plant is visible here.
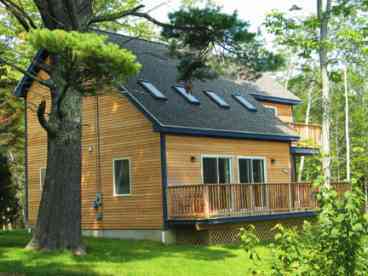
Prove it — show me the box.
[241,180,368,275]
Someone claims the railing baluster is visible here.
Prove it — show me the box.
[166,181,350,219]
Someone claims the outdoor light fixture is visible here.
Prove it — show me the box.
[190,156,196,162]
[271,158,276,164]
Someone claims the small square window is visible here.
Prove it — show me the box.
[113,159,131,196]
[139,81,167,100]
[264,105,278,116]
[40,167,46,190]
[173,86,200,105]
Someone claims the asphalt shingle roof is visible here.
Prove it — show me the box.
[104,31,298,140]
[14,30,300,141]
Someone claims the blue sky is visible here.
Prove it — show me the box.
[141,0,316,32]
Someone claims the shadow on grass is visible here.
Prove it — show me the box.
[0,230,240,276]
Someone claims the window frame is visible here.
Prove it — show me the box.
[139,80,167,100]
[232,94,257,111]
[39,167,46,190]
[264,105,278,116]
[201,154,234,184]
[112,157,132,197]
[203,90,230,108]
[237,156,268,184]
[173,85,200,105]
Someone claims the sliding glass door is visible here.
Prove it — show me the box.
[202,156,233,214]
[238,157,267,208]
[202,156,232,184]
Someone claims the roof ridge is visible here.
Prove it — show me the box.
[92,28,169,48]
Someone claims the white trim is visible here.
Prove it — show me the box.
[237,156,268,183]
[39,167,46,190]
[264,105,278,116]
[112,157,132,197]
[200,154,234,184]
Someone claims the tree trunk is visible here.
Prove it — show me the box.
[318,0,332,186]
[298,84,313,182]
[27,63,83,253]
[344,66,351,182]
[24,0,92,253]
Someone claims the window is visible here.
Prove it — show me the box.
[233,94,257,111]
[264,105,278,116]
[202,156,232,184]
[204,91,230,108]
[139,80,167,100]
[113,159,131,196]
[40,167,46,190]
[173,86,200,105]
[238,158,266,183]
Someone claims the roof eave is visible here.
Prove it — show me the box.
[251,93,302,105]
[14,49,47,98]
[154,125,300,142]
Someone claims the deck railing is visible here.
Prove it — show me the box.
[289,122,321,148]
[167,182,350,220]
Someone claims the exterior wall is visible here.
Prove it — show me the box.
[261,101,294,123]
[26,71,49,226]
[165,135,292,185]
[26,75,164,230]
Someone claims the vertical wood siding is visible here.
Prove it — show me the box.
[165,135,291,186]
[261,101,294,123]
[26,77,163,230]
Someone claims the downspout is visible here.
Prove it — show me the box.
[93,95,103,221]
[160,133,168,230]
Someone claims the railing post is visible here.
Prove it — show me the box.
[250,184,254,211]
[204,185,210,218]
[288,182,292,211]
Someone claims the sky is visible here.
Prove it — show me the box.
[141,0,316,32]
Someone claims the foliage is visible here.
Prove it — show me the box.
[241,180,368,275]
[91,0,155,37]
[161,6,283,83]
[0,154,20,228]
[28,29,141,89]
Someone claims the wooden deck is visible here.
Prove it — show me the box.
[167,182,350,220]
[289,123,321,148]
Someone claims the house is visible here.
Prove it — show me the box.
[15,30,348,244]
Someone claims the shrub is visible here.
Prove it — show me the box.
[240,180,368,275]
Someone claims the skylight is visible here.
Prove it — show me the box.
[139,80,167,100]
[233,94,257,111]
[173,86,200,105]
[204,91,230,108]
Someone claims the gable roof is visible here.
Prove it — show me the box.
[14,30,299,142]
[250,73,301,105]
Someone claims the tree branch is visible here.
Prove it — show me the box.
[89,4,145,25]
[0,56,55,89]
[0,0,37,31]
[37,100,56,135]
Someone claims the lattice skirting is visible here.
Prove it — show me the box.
[175,217,315,245]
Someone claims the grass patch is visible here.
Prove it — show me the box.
[0,230,272,276]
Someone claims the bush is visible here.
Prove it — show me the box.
[0,154,20,228]
[240,180,368,275]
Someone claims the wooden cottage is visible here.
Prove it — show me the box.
[15,31,348,244]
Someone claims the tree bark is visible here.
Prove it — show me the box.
[298,84,313,182]
[318,0,332,186]
[26,60,83,253]
[343,66,351,182]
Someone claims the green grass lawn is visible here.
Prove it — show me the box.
[0,230,271,276]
